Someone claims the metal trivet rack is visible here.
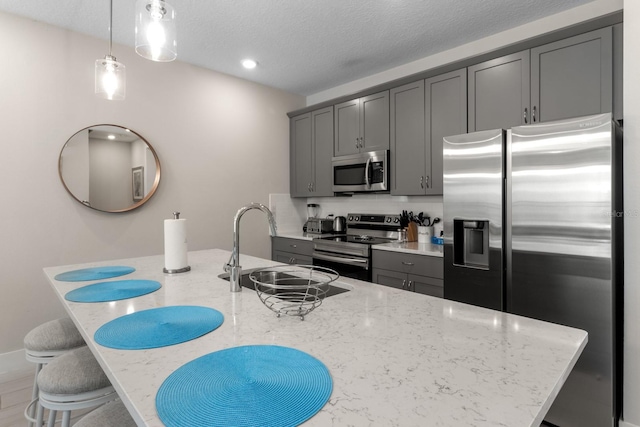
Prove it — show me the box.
[249,265,339,320]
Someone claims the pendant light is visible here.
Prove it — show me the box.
[135,0,177,62]
[95,0,126,100]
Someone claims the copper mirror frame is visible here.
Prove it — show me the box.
[58,125,161,213]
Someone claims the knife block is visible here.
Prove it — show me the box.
[406,223,418,242]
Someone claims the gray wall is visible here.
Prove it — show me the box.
[0,11,304,354]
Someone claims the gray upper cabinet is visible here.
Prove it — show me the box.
[531,26,613,123]
[469,27,613,131]
[290,113,312,197]
[334,90,389,156]
[391,69,466,196]
[425,69,467,194]
[290,106,334,197]
[390,80,425,195]
[468,51,530,132]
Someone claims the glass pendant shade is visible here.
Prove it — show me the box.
[135,0,177,62]
[95,56,126,100]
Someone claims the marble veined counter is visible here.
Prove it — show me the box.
[44,249,586,426]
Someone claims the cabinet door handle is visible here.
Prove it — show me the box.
[425,175,429,188]
[290,257,296,264]
[356,138,359,149]
[420,176,424,189]
[523,108,528,124]
[408,280,413,291]
[532,106,537,123]
[401,279,406,290]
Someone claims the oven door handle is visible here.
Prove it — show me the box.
[313,252,369,267]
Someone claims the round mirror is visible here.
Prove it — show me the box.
[59,125,161,213]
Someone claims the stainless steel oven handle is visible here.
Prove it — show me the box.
[313,252,369,266]
[365,156,372,189]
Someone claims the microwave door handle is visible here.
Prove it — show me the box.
[365,157,372,189]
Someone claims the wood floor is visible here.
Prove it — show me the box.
[0,367,33,427]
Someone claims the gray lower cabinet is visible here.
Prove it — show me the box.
[334,90,389,156]
[372,250,444,298]
[469,26,614,131]
[290,106,334,197]
[272,237,313,265]
[390,69,466,196]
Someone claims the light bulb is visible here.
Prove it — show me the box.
[146,20,166,61]
[102,65,118,100]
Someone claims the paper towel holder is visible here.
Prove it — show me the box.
[163,211,192,274]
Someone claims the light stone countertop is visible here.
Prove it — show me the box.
[372,241,444,257]
[44,249,586,427]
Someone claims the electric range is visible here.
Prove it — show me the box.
[312,213,401,281]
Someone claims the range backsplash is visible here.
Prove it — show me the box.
[269,193,443,236]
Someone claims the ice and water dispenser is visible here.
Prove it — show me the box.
[453,220,490,269]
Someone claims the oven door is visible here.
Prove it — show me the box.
[312,251,370,281]
[332,150,388,193]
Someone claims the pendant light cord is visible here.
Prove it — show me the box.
[108,0,113,57]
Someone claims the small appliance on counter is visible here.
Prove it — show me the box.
[306,217,334,234]
[332,216,346,233]
[303,203,321,232]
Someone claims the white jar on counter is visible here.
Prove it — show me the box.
[418,226,433,243]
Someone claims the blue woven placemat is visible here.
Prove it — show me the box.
[54,266,135,282]
[156,345,333,427]
[94,306,224,350]
[64,279,161,303]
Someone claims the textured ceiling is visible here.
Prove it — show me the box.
[0,0,596,96]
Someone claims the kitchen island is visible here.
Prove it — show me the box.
[44,249,586,426]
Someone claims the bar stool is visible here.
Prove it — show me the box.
[23,318,85,426]
[36,346,117,427]
[74,399,137,427]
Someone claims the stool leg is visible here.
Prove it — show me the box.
[61,411,71,427]
[46,409,56,427]
[27,363,42,427]
[35,401,44,427]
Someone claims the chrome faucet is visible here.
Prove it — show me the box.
[224,203,277,292]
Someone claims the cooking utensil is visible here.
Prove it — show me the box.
[431,217,440,226]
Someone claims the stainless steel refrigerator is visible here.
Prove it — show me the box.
[442,113,623,427]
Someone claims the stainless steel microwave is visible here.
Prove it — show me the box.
[332,150,389,193]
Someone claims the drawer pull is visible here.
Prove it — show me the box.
[401,262,414,266]
[290,244,297,248]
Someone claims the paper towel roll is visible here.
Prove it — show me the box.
[164,217,190,273]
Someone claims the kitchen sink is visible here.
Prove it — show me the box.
[217,269,350,298]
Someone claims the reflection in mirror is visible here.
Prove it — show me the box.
[59,125,161,213]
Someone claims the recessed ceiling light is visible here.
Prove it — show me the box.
[242,59,258,69]
[108,134,116,140]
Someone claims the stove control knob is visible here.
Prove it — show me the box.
[386,217,391,223]
[348,215,353,221]
[355,216,360,221]
[394,217,400,223]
